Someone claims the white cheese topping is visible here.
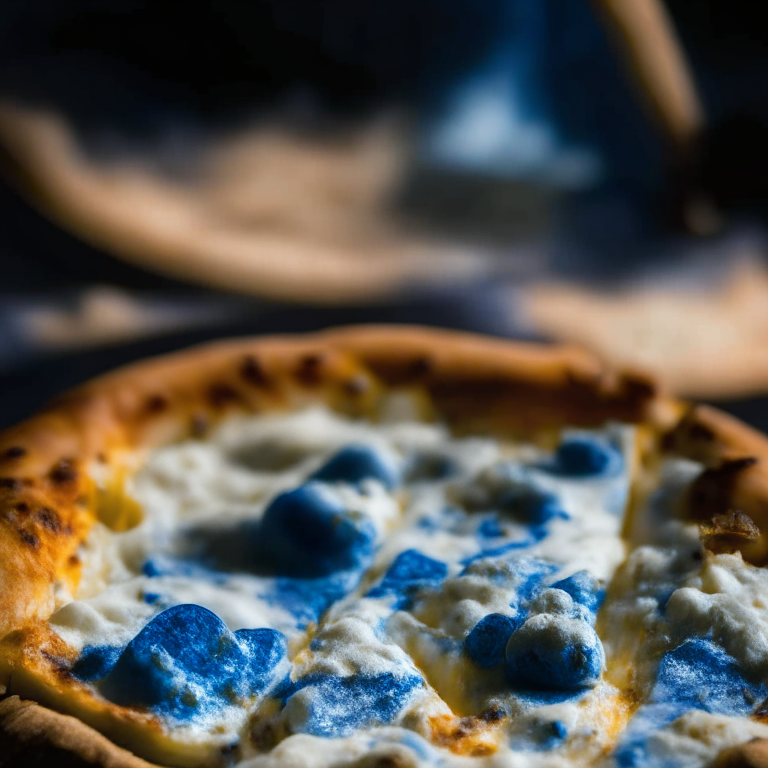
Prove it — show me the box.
[43,406,768,768]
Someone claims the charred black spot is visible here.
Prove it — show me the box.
[2,446,26,460]
[20,530,39,548]
[50,460,77,485]
[37,507,62,533]
[409,355,434,378]
[295,353,325,386]
[0,477,21,491]
[240,355,269,387]
[15,502,29,514]
[622,374,657,399]
[688,457,759,519]
[720,456,759,473]
[370,756,411,768]
[689,423,716,442]
[145,394,169,413]
[208,383,240,408]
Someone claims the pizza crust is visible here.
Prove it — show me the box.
[0,696,160,768]
[0,325,766,768]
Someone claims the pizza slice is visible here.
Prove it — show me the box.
[1,327,767,768]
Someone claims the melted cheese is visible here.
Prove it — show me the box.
[43,406,768,767]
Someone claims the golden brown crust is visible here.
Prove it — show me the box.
[0,325,765,767]
[0,326,671,640]
[715,739,768,768]
[666,404,768,564]
[0,696,160,768]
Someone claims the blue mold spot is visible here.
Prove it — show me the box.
[505,616,604,690]
[234,627,289,693]
[461,536,534,566]
[477,517,505,540]
[265,569,362,628]
[510,559,561,604]
[311,445,399,490]
[141,556,225,583]
[282,672,424,738]
[545,436,622,478]
[465,613,521,667]
[142,559,164,578]
[101,604,286,722]
[550,571,605,617]
[461,557,558,608]
[509,719,569,752]
[651,638,764,713]
[71,645,122,682]
[259,483,376,577]
[550,720,568,740]
[500,487,569,526]
[367,549,448,608]
[614,639,768,767]
[143,592,162,605]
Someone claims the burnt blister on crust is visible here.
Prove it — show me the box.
[408,355,434,380]
[295,353,326,386]
[49,459,78,486]
[36,507,63,534]
[687,458,759,519]
[144,394,169,414]
[19,530,39,548]
[240,355,270,388]
[0,477,22,492]
[701,511,761,555]
[207,383,241,409]
[1,446,26,461]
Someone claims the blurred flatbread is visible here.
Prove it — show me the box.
[524,260,768,399]
[0,103,485,303]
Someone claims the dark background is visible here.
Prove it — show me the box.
[2,0,768,430]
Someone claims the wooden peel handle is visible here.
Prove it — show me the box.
[593,0,704,153]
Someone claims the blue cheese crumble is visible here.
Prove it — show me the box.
[42,406,768,767]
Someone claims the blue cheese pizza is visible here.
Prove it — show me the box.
[1,327,767,768]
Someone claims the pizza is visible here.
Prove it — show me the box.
[1,326,768,768]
